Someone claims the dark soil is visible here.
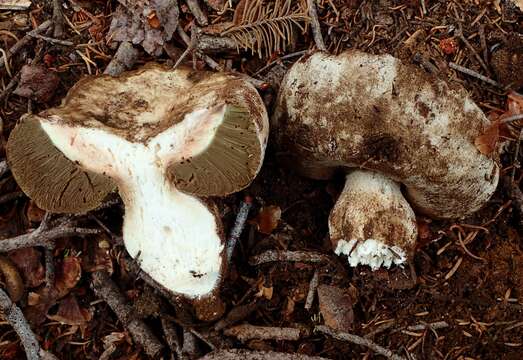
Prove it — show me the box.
[0,1,522,360]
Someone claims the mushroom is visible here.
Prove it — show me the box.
[272,51,499,269]
[7,64,269,298]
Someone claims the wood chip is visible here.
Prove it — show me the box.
[317,285,354,332]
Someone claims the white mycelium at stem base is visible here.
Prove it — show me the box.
[40,107,228,298]
[329,170,418,270]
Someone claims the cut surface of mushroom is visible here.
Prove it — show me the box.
[273,50,499,269]
[7,65,269,297]
[330,170,417,269]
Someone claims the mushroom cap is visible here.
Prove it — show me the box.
[272,51,499,218]
[6,114,115,213]
[7,64,269,213]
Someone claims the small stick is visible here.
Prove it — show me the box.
[502,114,523,124]
[307,0,326,51]
[0,288,59,360]
[186,0,208,26]
[26,33,73,46]
[456,31,490,76]
[407,321,449,331]
[512,128,523,182]
[161,318,184,359]
[0,20,52,69]
[0,221,100,253]
[315,325,406,360]
[0,73,19,102]
[226,197,252,263]
[249,250,330,266]
[304,270,319,310]
[224,324,301,342]
[448,62,501,87]
[91,271,163,358]
[0,160,8,178]
[52,0,64,38]
[44,248,55,290]
[104,42,139,76]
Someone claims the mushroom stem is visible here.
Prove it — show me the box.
[119,164,223,297]
[329,170,418,270]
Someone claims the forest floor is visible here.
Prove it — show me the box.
[0,0,522,359]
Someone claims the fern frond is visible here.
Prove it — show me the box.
[221,0,309,58]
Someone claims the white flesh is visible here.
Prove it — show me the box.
[329,170,417,270]
[40,107,227,298]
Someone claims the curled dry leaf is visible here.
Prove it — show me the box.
[107,0,179,56]
[250,205,282,234]
[47,295,92,326]
[0,255,24,301]
[475,118,501,155]
[55,256,82,298]
[13,65,60,103]
[8,247,45,288]
[26,200,47,223]
[317,285,354,332]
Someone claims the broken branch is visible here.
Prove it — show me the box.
[0,287,58,360]
[90,271,163,358]
[249,250,330,266]
[315,325,406,360]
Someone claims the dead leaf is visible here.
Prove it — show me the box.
[475,118,500,155]
[107,0,179,56]
[13,64,60,103]
[26,200,46,223]
[317,285,354,332]
[55,256,82,298]
[147,11,161,29]
[250,206,282,234]
[9,247,45,288]
[256,284,273,300]
[47,295,91,326]
[0,255,24,301]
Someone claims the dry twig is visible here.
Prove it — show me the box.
[249,250,330,266]
[104,42,139,76]
[224,324,302,341]
[0,288,59,360]
[307,0,326,51]
[52,0,64,38]
[226,197,252,263]
[186,0,209,26]
[0,219,100,253]
[91,271,163,358]
[0,20,52,69]
[315,325,406,360]
[305,269,319,310]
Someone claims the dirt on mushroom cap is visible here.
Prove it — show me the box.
[272,50,499,219]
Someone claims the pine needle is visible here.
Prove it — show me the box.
[221,0,309,58]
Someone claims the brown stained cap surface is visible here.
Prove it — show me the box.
[41,63,268,197]
[272,50,499,218]
[6,115,115,213]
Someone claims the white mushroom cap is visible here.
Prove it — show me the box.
[7,65,269,297]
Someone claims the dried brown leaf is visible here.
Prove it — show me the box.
[475,119,500,155]
[47,295,91,326]
[55,256,82,298]
[317,285,354,332]
[13,65,60,103]
[9,247,45,288]
[250,205,282,234]
[0,255,24,301]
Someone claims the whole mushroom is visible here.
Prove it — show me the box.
[7,64,269,298]
[272,50,499,269]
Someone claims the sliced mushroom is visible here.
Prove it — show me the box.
[273,51,499,269]
[7,64,269,298]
